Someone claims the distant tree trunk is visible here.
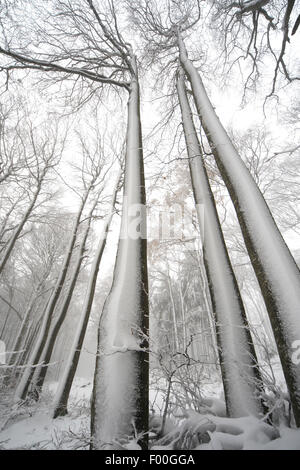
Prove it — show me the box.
[177,66,265,418]
[52,173,120,418]
[167,273,180,352]
[179,280,187,352]
[19,315,43,369]
[0,173,45,275]
[2,289,40,386]
[0,306,11,340]
[91,56,149,450]
[178,33,300,426]
[7,280,46,367]
[29,197,99,399]
[14,190,90,401]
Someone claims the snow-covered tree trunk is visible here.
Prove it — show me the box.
[91,56,149,450]
[19,315,43,369]
[14,191,90,402]
[177,66,264,418]
[30,197,99,399]
[52,173,120,418]
[167,273,180,352]
[178,33,300,426]
[196,251,219,365]
[2,286,42,386]
[7,279,46,368]
[179,280,187,352]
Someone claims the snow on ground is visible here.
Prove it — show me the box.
[1,375,300,450]
[0,377,92,450]
[152,410,300,450]
[0,411,89,450]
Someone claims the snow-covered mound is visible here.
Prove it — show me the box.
[152,409,300,450]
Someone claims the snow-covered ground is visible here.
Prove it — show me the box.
[1,375,300,450]
[0,378,91,450]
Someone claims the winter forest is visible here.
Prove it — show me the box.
[0,0,300,452]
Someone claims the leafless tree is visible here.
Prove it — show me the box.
[210,0,300,97]
[127,0,300,427]
[0,0,149,448]
[0,114,64,275]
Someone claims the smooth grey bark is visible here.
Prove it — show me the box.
[0,0,150,444]
[52,173,120,418]
[29,196,100,399]
[14,187,92,401]
[177,67,265,418]
[178,33,300,426]
[167,273,180,352]
[2,292,38,387]
[7,281,45,366]
[91,56,149,450]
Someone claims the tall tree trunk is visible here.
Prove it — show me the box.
[177,66,265,418]
[91,57,149,450]
[52,173,120,418]
[178,33,300,426]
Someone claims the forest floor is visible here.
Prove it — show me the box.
[0,376,300,450]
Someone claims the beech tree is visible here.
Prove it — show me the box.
[15,143,110,401]
[29,143,117,400]
[52,169,121,418]
[1,0,300,451]
[178,34,300,428]
[0,0,149,448]
[2,216,71,385]
[0,116,62,275]
[127,0,300,426]
[177,67,265,418]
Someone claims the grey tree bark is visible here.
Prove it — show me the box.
[52,172,121,418]
[178,33,300,426]
[177,66,265,418]
[91,55,149,450]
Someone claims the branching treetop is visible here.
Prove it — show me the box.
[0,0,138,93]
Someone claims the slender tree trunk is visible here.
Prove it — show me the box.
[159,375,173,437]
[178,33,300,425]
[0,306,10,340]
[14,192,90,401]
[179,280,187,352]
[167,273,180,352]
[19,315,43,368]
[52,174,120,418]
[7,280,46,367]
[2,292,38,386]
[30,198,99,399]
[0,175,44,275]
[177,66,265,418]
[91,57,149,450]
